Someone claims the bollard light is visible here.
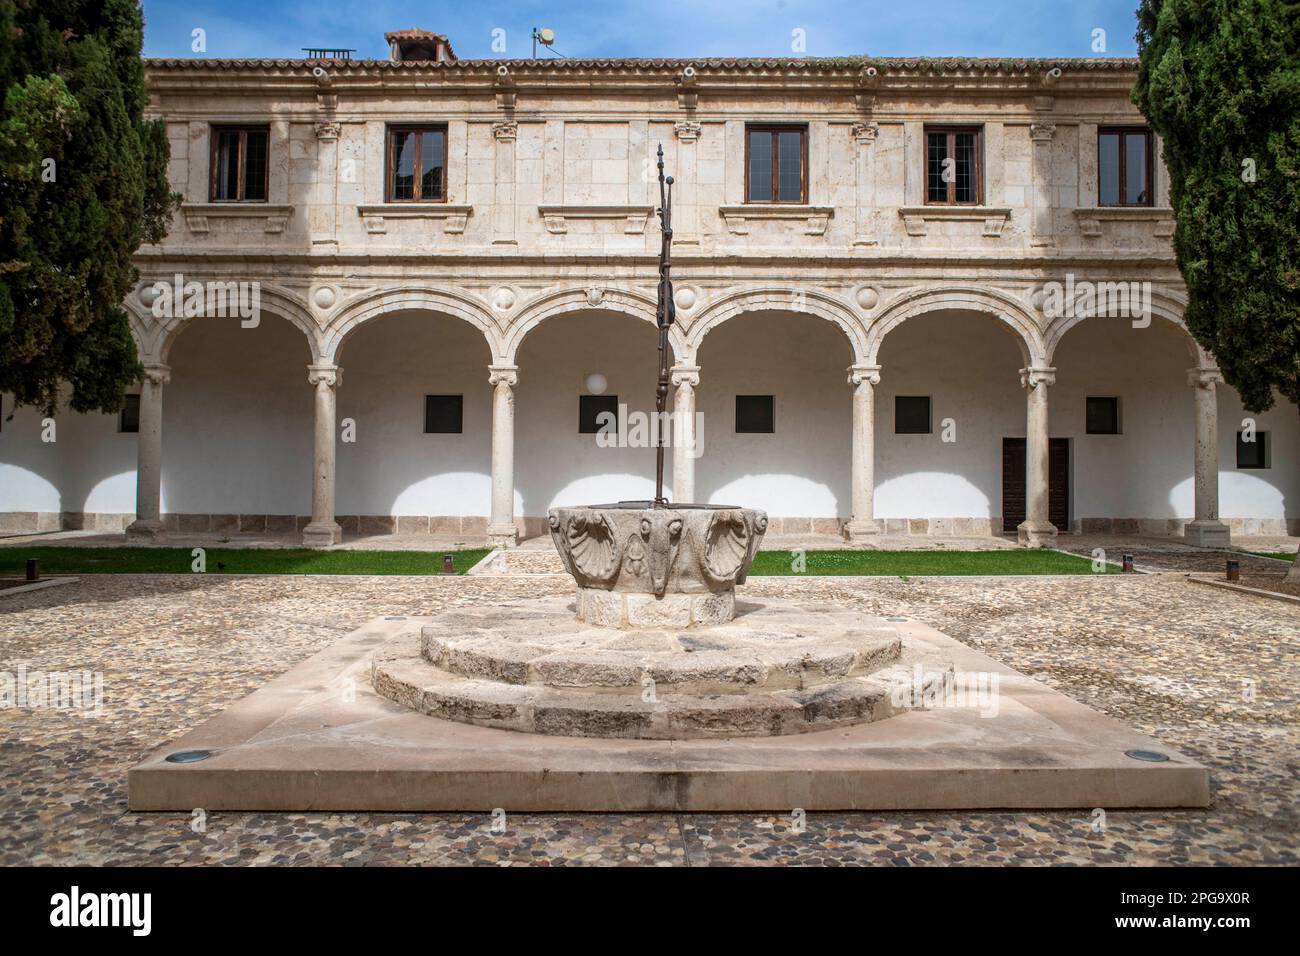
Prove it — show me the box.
[25,558,38,582]
[442,553,456,576]
[1121,553,1133,573]
[1226,559,1240,582]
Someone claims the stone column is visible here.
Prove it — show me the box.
[1185,367,1231,546]
[312,121,341,251]
[1029,123,1057,248]
[488,365,519,548]
[1017,366,1058,546]
[302,364,343,547]
[673,122,701,245]
[671,365,701,503]
[844,364,882,540]
[125,363,171,542]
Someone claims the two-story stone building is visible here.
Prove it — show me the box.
[1,29,1295,548]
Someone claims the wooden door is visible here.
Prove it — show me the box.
[1002,438,1069,532]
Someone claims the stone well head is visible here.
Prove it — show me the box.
[548,502,768,628]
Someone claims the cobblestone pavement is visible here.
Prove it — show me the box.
[0,570,1296,866]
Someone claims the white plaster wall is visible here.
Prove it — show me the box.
[161,314,313,514]
[695,313,853,517]
[874,311,1026,520]
[514,311,661,514]
[335,311,493,516]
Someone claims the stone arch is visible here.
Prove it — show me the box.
[685,287,867,365]
[320,286,502,365]
[141,282,324,364]
[503,287,687,365]
[864,286,1045,367]
[1043,286,1211,367]
[123,300,164,364]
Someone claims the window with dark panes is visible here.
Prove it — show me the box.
[1085,396,1121,435]
[423,395,463,434]
[925,127,981,204]
[1098,128,1152,206]
[746,126,806,203]
[119,394,141,434]
[1236,431,1268,469]
[579,395,619,434]
[895,396,931,434]
[735,395,775,434]
[387,126,448,202]
[210,126,269,202]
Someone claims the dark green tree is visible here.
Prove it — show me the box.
[1133,0,1299,577]
[0,0,177,415]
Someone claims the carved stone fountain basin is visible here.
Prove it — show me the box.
[549,502,768,629]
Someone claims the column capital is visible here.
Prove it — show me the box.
[307,364,341,389]
[489,364,518,388]
[314,121,341,141]
[670,365,700,388]
[673,121,701,142]
[848,364,881,387]
[492,121,518,142]
[1029,123,1057,143]
[1019,366,1056,389]
[851,122,879,145]
[141,363,171,386]
[1187,366,1224,389]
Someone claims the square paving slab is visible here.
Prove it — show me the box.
[129,614,1210,812]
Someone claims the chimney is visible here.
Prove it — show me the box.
[385,29,457,63]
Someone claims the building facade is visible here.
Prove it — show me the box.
[1,30,1296,547]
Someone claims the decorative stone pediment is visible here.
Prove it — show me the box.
[718,205,834,236]
[355,204,473,235]
[536,204,654,235]
[182,203,294,236]
[897,206,1011,238]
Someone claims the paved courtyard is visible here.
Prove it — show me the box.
[0,563,1296,866]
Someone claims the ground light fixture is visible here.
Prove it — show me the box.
[1124,750,1171,763]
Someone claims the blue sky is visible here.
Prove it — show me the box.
[139,0,1143,60]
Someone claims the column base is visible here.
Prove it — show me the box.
[1017,520,1058,548]
[1184,520,1231,548]
[843,518,881,541]
[302,521,343,548]
[125,519,167,543]
[487,523,519,549]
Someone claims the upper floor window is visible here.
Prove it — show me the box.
[925,126,982,204]
[1098,128,1152,207]
[746,125,806,203]
[210,126,269,202]
[387,126,447,202]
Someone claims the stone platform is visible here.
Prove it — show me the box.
[371,597,923,738]
[128,613,1210,812]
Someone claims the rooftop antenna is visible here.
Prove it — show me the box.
[531,27,555,58]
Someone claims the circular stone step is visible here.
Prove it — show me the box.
[370,596,945,739]
[420,598,901,694]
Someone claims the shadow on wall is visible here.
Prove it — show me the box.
[163,312,314,515]
[695,311,853,516]
[515,310,660,514]
[336,310,494,517]
[873,309,1027,522]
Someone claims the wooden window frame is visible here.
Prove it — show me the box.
[923,125,984,206]
[744,124,808,204]
[208,125,270,203]
[1097,127,1154,208]
[385,124,450,203]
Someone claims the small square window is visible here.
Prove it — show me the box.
[423,395,463,434]
[895,396,931,434]
[119,394,140,433]
[924,127,983,205]
[210,125,270,202]
[735,395,775,433]
[1236,431,1268,469]
[579,394,619,434]
[745,126,807,203]
[1086,396,1121,435]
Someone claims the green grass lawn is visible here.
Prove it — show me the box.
[0,545,1111,577]
[748,549,1114,576]
[0,546,492,576]
[1246,551,1298,563]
